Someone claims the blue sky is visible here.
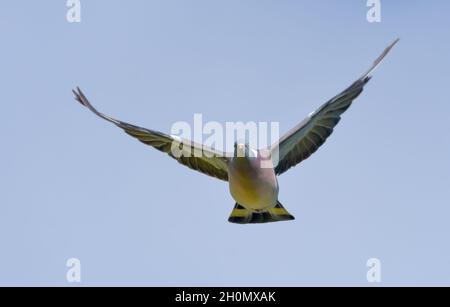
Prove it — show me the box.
[1,1,449,286]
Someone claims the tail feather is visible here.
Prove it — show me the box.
[228,201,295,224]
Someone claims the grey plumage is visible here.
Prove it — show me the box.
[273,38,399,175]
[73,88,230,181]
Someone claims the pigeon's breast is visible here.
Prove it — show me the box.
[228,157,279,211]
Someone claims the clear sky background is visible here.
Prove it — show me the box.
[1,1,449,286]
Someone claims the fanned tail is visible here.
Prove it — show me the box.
[228,201,295,224]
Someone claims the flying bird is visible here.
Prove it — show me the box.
[73,39,398,224]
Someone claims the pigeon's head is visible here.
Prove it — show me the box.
[233,141,257,158]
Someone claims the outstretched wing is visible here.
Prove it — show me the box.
[73,88,230,181]
[272,39,399,175]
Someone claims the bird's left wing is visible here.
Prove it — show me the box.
[73,88,230,181]
[272,39,399,175]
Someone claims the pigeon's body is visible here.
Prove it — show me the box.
[73,39,398,224]
[228,152,279,212]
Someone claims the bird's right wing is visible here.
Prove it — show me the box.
[73,88,230,181]
[272,39,399,175]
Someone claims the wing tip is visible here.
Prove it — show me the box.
[364,38,400,78]
[380,37,400,62]
[72,87,103,117]
[72,86,88,107]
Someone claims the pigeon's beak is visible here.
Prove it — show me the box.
[235,143,246,158]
